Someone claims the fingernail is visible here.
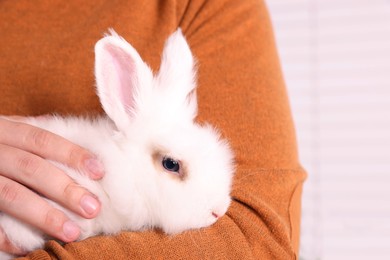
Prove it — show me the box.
[84,157,105,179]
[80,195,100,216]
[63,221,80,241]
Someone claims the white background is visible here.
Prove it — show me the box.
[266,1,390,259]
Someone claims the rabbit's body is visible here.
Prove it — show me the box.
[0,116,145,254]
[23,116,151,235]
[0,29,234,258]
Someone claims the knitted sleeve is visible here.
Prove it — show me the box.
[7,0,306,259]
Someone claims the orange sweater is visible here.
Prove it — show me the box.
[0,0,306,259]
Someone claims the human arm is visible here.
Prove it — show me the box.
[1,0,306,259]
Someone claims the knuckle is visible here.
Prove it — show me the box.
[28,128,52,150]
[63,182,82,203]
[67,146,85,167]
[16,155,41,177]
[0,183,20,205]
[44,208,66,231]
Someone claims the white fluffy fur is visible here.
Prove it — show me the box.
[0,29,234,258]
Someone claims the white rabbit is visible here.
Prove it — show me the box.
[0,29,234,258]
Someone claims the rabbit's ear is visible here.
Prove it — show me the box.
[95,30,153,131]
[157,29,198,120]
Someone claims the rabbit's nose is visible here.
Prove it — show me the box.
[212,212,219,218]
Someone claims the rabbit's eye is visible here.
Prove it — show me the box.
[153,152,186,180]
[162,157,180,173]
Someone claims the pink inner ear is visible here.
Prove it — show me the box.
[105,45,137,112]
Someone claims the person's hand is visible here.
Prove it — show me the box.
[0,116,104,254]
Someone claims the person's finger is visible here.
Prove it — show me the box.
[0,118,105,179]
[0,176,81,243]
[0,115,26,122]
[0,144,101,219]
[0,226,27,256]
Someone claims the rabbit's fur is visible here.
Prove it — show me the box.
[0,29,234,258]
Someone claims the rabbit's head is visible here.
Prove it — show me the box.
[95,29,234,234]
